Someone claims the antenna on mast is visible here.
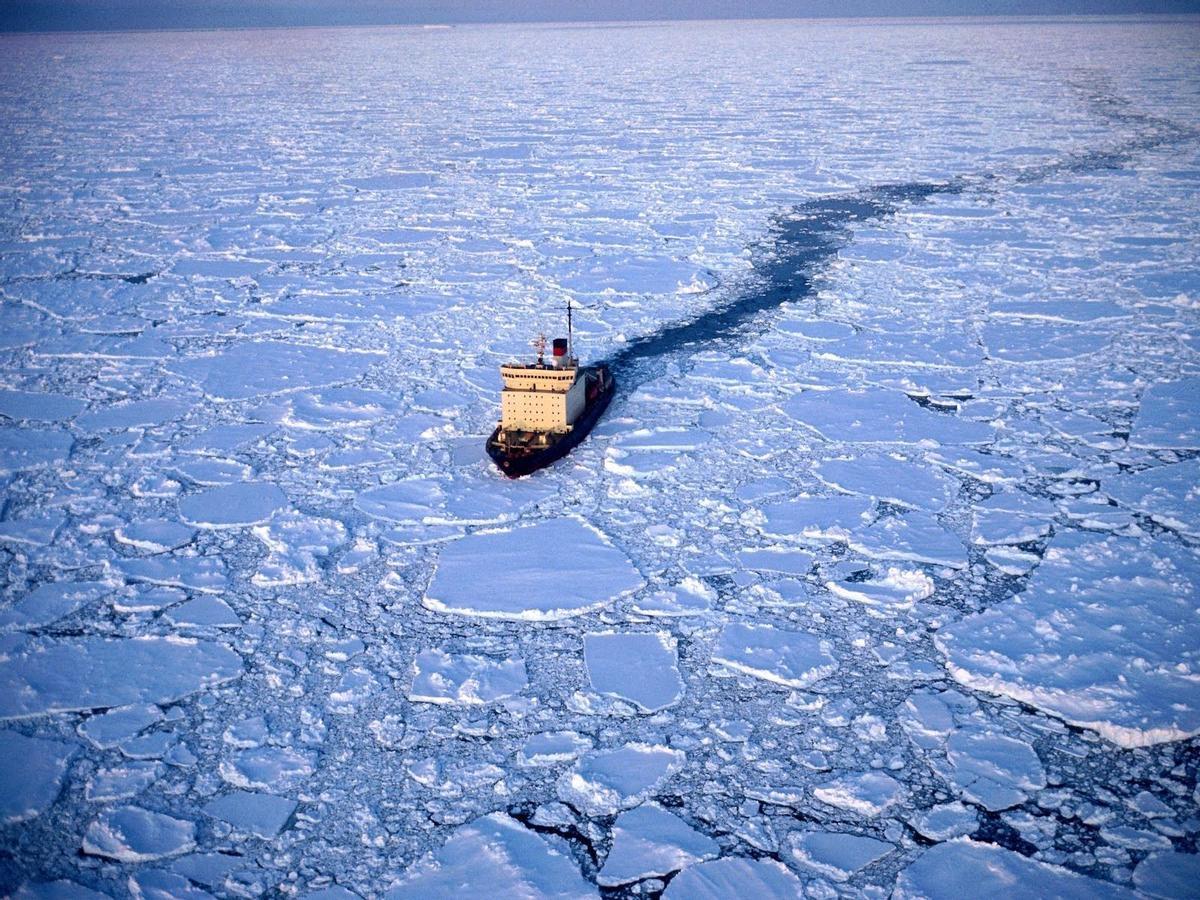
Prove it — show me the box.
[566,298,573,361]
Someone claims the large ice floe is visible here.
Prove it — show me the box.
[423,517,644,620]
[936,532,1200,747]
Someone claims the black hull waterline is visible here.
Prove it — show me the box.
[487,371,615,478]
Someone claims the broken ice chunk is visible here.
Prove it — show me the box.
[1132,851,1200,899]
[826,568,934,612]
[1104,459,1199,538]
[0,731,76,823]
[85,762,161,802]
[78,704,165,749]
[203,791,297,839]
[423,517,644,621]
[713,622,836,689]
[408,649,528,705]
[0,637,242,720]
[584,632,683,713]
[82,806,196,862]
[935,532,1200,748]
[385,813,595,899]
[1128,378,1200,449]
[813,772,906,817]
[0,581,111,632]
[784,388,993,445]
[165,596,241,628]
[759,495,873,542]
[220,746,316,792]
[179,482,287,528]
[558,743,685,816]
[849,512,968,569]
[518,731,592,767]
[895,839,1132,899]
[114,520,196,553]
[661,857,803,898]
[815,455,958,510]
[906,802,979,842]
[787,830,893,882]
[943,729,1047,811]
[598,803,719,886]
[170,340,384,402]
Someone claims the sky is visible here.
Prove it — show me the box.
[1,0,1198,31]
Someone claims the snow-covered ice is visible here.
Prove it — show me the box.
[936,532,1200,747]
[583,631,683,712]
[386,813,595,899]
[423,517,644,620]
[597,803,719,886]
[1,15,1198,897]
[712,622,837,689]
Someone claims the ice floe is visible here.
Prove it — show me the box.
[423,517,644,621]
[0,581,111,632]
[814,772,906,817]
[936,532,1200,747]
[0,637,242,719]
[172,341,384,401]
[386,813,595,899]
[408,649,527,705]
[598,803,719,886]
[784,388,994,445]
[82,806,196,863]
[202,791,297,839]
[0,731,76,823]
[584,632,682,713]
[558,743,685,816]
[1103,459,1199,538]
[179,482,287,528]
[712,622,837,688]
[787,829,893,882]
[661,857,803,898]
[895,839,1133,898]
[1128,378,1200,449]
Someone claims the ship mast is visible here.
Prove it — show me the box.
[566,298,573,362]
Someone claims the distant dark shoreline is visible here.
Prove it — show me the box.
[2,10,1200,36]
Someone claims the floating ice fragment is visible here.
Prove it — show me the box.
[129,869,215,900]
[1133,852,1200,899]
[424,517,644,621]
[1104,459,1199,538]
[558,744,685,816]
[784,388,993,445]
[12,881,113,899]
[894,839,1133,899]
[385,813,595,899]
[203,791,297,839]
[943,729,1046,811]
[252,510,347,586]
[584,632,682,713]
[661,857,803,899]
[0,731,76,823]
[0,637,242,720]
[735,548,815,576]
[0,390,86,422]
[598,803,719,886]
[759,495,873,541]
[905,802,979,842]
[813,772,906,816]
[76,399,190,432]
[518,731,592,767]
[787,830,893,882]
[1128,378,1200,449]
[114,556,228,593]
[0,581,110,632]
[179,482,287,528]
[172,341,384,401]
[713,622,836,689]
[0,513,65,547]
[165,596,241,628]
[82,806,196,862]
[815,455,957,510]
[220,746,316,791]
[0,428,72,473]
[826,567,934,612]
[849,512,968,569]
[85,761,161,802]
[408,649,528,705]
[78,704,164,749]
[114,520,196,553]
[935,532,1200,747]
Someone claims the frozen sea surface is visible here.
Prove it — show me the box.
[1,14,1199,899]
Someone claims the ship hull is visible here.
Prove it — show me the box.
[487,365,614,478]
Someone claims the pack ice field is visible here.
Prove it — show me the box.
[0,16,1198,900]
